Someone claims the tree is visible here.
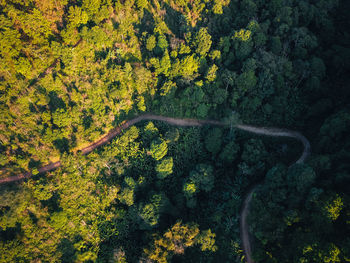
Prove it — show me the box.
[138,194,166,229]
[144,221,217,262]
[218,140,240,163]
[159,50,171,76]
[235,70,257,93]
[15,57,32,78]
[160,79,176,96]
[234,29,251,41]
[310,56,326,78]
[82,0,101,19]
[179,55,200,79]
[155,157,173,179]
[164,128,179,143]
[0,1,348,262]
[118,177,136,206]
[146,35,156,51]
[189,164,215,192]
[183,164,215,208]
[197,103,209,118]
[205,128,223,156]
[157,34,169,51]
[136,0,148,10]
[206,64,218,82]
[212,0,230,14]
[194,27,212,57]
[324,195,343,221]
[270,36,282,54]
[67,6,88,28]
[196,229,218,252]
[149,139,168,161]
[143,121,159,141]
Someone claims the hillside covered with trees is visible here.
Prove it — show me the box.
[0,0,349,262]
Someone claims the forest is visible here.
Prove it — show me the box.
[0,0,349,262]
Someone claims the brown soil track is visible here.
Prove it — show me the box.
[0,114,310,263]
[240,189,255,263]
[236,124,310,263]
[0,114,223,184]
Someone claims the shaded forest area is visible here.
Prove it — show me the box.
[0,0,349,262]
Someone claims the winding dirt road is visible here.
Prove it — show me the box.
[237,125,310,263]
[240,189,255,263]
[235,124,311,164]
[0,114,310,263]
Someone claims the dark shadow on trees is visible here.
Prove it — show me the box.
[53,138,70,154]
[40,192,62,213]
[58,238,77,263]
[136,9,155,34]
[0,223,21,241]
[28,158,41,169]
[48,91,66,112]
[163,3,187,38]
[134,9,155,62]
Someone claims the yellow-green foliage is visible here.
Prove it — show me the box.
[234,29,251,41]
[144,221,217,262]
[247,20,260,32]
[149,139,168,161]
[184,182,197,195]
[325,196,343,221]
[156,157,174,179]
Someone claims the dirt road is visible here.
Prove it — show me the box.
[0,114,222,184]
[240,189,255,263]
[237,124,310,263]
[236,124,311,163]
[0,114,310,263]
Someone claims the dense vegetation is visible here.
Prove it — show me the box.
[0,0,349,262]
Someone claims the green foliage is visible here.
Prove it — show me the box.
[183,181,197,196]
[146,35,156,51]
[196,103,209,118]
[0,0,348,262]
[144,121,159,140]
[270,36,282,54]
[179,55,200,78]
[196,229,218,252]
[235,70,257,93]
[139,203,159,227]
[191,164,215,192]
[144,221,217,262]
[164,128,179,143]
[67,6,89,28]
[183,164,215,207]
[118,177,136,206]
[218,140,240,163]
[157,34,169,50]
[149,139,168,161]
[234,29,251,41]
[205,128,223,155]
[136,0,148,10]
[159,50,171,76]
[206,64,218,82]
[155,157,173,179]
[325,196,343,221]
[194,27,212,56]
[250,160,348,262]
[138,194,165,228]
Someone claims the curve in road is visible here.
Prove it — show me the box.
[237,124,311,263]
[0,114,311,263]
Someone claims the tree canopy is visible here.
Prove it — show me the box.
[0,0,349,262]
